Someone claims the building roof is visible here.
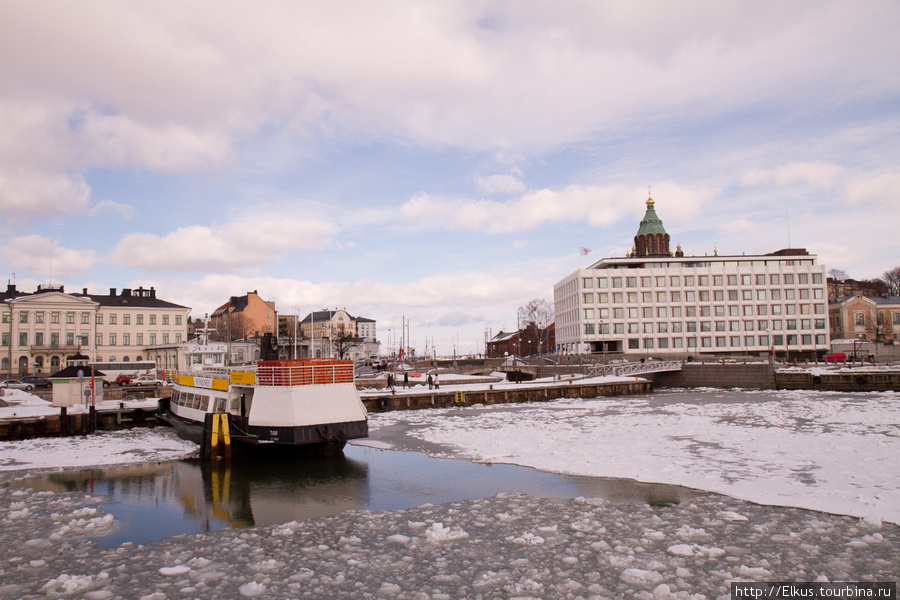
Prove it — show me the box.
[299,309,374,323]
[635,195,667,238]
[490,330,521,342]
[829,294,900,307]
[1,284,188,310]
[49,366,106,378]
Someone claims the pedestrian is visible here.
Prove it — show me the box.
[427,374,433,390]
[434,374,440,389]
[403,372,409,388]
[387,373,394,390]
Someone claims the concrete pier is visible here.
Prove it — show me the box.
[360,379,650,413]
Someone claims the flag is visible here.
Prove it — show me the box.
[580,247,591,256]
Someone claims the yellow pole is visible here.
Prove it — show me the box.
[220,413,232,459]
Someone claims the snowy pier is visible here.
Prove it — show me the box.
[0,399,160,441]
[360,377,650,412]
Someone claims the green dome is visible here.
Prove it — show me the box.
[636,197,667,237]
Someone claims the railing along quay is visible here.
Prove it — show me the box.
[588,361,683,378]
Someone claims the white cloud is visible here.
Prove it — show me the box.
[89,199,134,219]
[0,235,98,278]
[401,182,712,234]
[476,174,526,195]
[110,214,339,273]
[0,168,92,221]
[844,172,900,205]
[740,161,844,190]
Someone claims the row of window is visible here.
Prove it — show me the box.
[171,390,237,413]
[2,311,182,326]
[2,332,183,347]
[625,333,827,350]
[585,318,827,335]
[582,272,824,289]
[584,303,826,321]
[583,288,825,305]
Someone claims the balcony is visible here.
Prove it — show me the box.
[29,344,83,353]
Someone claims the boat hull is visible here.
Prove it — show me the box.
[157,407,366,458]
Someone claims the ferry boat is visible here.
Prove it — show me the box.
[157,358,368,457]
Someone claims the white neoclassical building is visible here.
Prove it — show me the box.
[2,284,190,376]
[554,195,829,359]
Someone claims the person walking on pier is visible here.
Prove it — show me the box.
[434,374,440,389]
[427,374,433,390]
[403,372,409,388]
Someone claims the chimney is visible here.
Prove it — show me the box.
[83,288,88,295]
[110,288,116,296]
[6,283,16,295]
[150,287,156,298]
[122,288,132,297]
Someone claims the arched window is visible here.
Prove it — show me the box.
[1,357,8,369]
[123,356,130,362]
[50,356,61,367]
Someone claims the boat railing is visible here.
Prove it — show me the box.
[256,360,354,387]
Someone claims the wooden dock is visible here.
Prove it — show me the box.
[0,404,160,440]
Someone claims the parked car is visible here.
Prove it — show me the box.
[21,376,52,388]
[0,379,35,391]
[823,352,847,362]
[608,358,629,364]
[116,373,136,386]
[131,375,163,386]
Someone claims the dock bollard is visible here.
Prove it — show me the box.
[209,413,232,461]
[202,413,232,461]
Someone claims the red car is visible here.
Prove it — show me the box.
[823,352,847,362]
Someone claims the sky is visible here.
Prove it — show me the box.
[1,1,899,355]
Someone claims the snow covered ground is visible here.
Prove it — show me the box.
[0,387,898,599]
[360,388,900,526]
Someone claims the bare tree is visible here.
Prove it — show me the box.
[214,311,251,341]
[883,266,900,296]
[518,298,555,370]
[330,322,362,360]
[828,268,848,282]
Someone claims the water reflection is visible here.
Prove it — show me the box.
[6,445,701,546]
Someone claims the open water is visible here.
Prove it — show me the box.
[5,443,701,547]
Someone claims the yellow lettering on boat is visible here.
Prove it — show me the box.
[230,371,256,385]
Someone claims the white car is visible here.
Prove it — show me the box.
[1,379,35,391]
[131,375,164,387]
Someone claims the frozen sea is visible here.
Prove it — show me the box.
[0,386,898,599]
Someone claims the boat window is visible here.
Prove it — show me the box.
[215,398,227,412]
[198,396,210,412]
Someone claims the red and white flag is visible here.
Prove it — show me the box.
[579,247,591,256]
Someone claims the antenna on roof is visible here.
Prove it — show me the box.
[49,240,54,288]
[785,203,792,249]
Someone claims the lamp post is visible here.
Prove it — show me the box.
[225,319,230,366]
